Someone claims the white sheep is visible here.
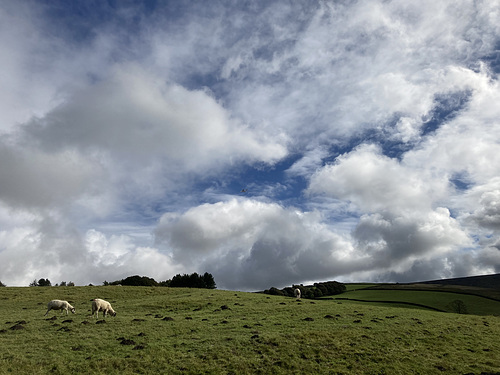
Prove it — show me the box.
[91,298,117,318]
[294,288,301,299]
[44,300,76,316]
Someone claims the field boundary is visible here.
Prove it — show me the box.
[365,285,500,302]
[333,297,446,312]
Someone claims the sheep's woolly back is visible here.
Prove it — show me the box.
[294,288,301,298]
[92,298,116,317]
[45,300,75,316]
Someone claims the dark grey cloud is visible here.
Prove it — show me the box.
[0,0,499,287]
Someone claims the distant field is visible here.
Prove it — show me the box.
[343,284,377,292]
[1,286,499,374]
[337,284,500,316]
[336,288,500,315]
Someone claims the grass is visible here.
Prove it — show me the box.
[344,284,377,292]
[336,286,500,315]
[1,286,499,374]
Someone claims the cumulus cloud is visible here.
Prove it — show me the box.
[307,143,471,284]
[0,0,499,287]
[0,212,180,286]
[308,144,447,214]
[153,197,471,290]
[23,64,286,168]
[0,143,99,209]
[84,229,181,283]
[353,208,469,266]
[215,1,500,147]
[155,199,360,290]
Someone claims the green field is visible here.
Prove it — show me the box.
[1,286,499,374]
[337,287,500,315]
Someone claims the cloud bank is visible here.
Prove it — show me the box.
[0,0,499,289]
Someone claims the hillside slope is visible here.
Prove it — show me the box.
[0,286,499,374]
[419,273,500,289]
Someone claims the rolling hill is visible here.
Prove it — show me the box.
[418,273,500,289]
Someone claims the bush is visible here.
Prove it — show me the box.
[108,272,217,289]
[29,278,51,287]
[265,287,284,296]
[448,299,468,314]
[263,281,346,299]
[110,275,158,287]
[165,272,216,289]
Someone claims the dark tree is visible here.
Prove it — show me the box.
[169,274,185,287]
[312,287,323,298]
[265,287,284,296]
[110,275,158,286]
[165,272,217,289]
[159,279,171,287]
[448,300,468,314]
[189,272,202,288]
[38,278,52,287]
[282,287,295,297]
[203,272,216,289]
[314,283,328,296]
[29,278,52,287]
[262,281,346,299]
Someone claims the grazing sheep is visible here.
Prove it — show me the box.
[44,300,76,316]
[294,288,301,299]
[91,298,117,318]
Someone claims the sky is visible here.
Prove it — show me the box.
[0,0,500,290]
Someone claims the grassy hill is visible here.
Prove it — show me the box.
[336,288,500,315]
[419,273,500,289]
[1,286,499,374]
[337,274,500,315]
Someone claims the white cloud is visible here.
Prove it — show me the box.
[0,0,499,288]
[285,147,329,178]
[354,208,470,265]
[154,197,473,289]
[307,142,478,283]
[0,143,100,209]
[216,1,500,148]
[308,144,448,214]
[0,2,122,134]
[155,199,360,290]
[84,229,181,283]
[24,64,286,170]
[0,211,87,286]
[469,188,500,231]
[404,70,500,186]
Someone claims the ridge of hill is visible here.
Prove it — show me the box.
[417,273,500,290]
[363,273,500,302]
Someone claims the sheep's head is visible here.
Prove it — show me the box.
[70,308,76,314]
[110,311,117,317]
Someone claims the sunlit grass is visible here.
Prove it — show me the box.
[339,288,500,315]
[1,286,499,374]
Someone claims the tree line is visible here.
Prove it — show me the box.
[106,272,216,289]
[263,281,346,299]
[8,272,216,289]
[28,279,75,287]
